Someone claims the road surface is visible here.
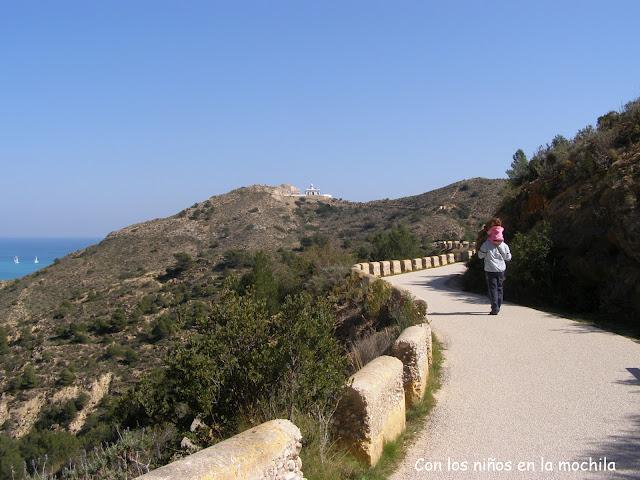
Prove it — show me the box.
[385,263,640,480]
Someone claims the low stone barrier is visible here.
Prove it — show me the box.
[380,260,391,276]
[335,356,406,466]
[369,262,381,276]
[354,240,475,280]
[391,324,432,407]
[136,419,303,480]
[391,323,433,408]
[391,260,402,274]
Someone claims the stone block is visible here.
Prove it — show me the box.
[335,356,406,466]
[390,260,402,275]
[447,253,455,264]
[136,420,303,480]
[391,324,432,407]
[438,254,448,265]
[431,256,440,267]
[412,258,423,270]
[422,257,432,269]
[401,260,413,272]
[369,262,381,277]
[380,261,391,277]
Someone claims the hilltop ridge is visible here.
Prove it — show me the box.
[0,177,504,438]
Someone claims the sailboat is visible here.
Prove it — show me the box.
[34,256,39,264]
[13,256,19,264]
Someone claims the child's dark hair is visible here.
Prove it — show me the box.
[491,217,502,227]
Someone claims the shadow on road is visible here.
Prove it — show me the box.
[582,413,640,479]
[430,311,488,316]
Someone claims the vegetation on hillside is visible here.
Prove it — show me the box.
[0,178,502,449]
[465,98,640,333]
[0,233,427,478]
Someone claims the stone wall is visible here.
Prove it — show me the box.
[136,419,303,480]
[352,241,477,279]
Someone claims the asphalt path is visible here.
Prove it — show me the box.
[385,263,640,480]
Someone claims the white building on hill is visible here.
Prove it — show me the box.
[305,184,332,198]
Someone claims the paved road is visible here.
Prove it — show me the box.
[385,264,640,480]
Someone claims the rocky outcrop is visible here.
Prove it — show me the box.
[68,373,113,433]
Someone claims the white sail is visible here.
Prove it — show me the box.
[34,256,39,264]
[14,256,19,264]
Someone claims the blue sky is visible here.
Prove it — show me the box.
[2,1,639,237]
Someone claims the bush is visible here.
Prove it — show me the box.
[507,221,554,302]
[59,368,76,386]
[92,310,128,335]
[0,327,8,355]
[150,314,176,342]
[20,365,39,390]
[0,434,23,480]
[36,394,89,430]
[160,253,194,280]
[20,430,81,475]
[127,287,347,437]
[53,301,72,320]
[240,252,279,313]
[369,225,421,261]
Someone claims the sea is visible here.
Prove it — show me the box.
[0,238,102,280]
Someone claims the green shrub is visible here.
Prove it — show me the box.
[59,368,76,386]
[240,252,279,313]
[364,279,392,320]
[20,365,39,390]
[20,430,80,475]
[17,328,35,348]
[150,314,176,342]
[160,252,194,280]
[369,225,421,261]
[127,287,347,437]
[0,327,8,355]
[53,301,73,320]
[36,394,88,430]
[0,434,23,480]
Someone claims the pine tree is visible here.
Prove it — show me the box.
[506,149,530,184]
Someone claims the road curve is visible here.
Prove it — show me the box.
[385,263,640,480]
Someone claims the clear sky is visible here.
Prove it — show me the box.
[2,1,639,237]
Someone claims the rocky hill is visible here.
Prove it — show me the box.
[466,98,640,333]
[0,177,503,438]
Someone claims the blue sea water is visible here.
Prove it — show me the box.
[0,238,102,280]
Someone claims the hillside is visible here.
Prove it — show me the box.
[465,99,640,333]
[0,177,503,440]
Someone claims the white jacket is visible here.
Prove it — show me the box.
[477,240,512,272]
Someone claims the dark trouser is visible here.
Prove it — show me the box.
[485,271,505,313]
